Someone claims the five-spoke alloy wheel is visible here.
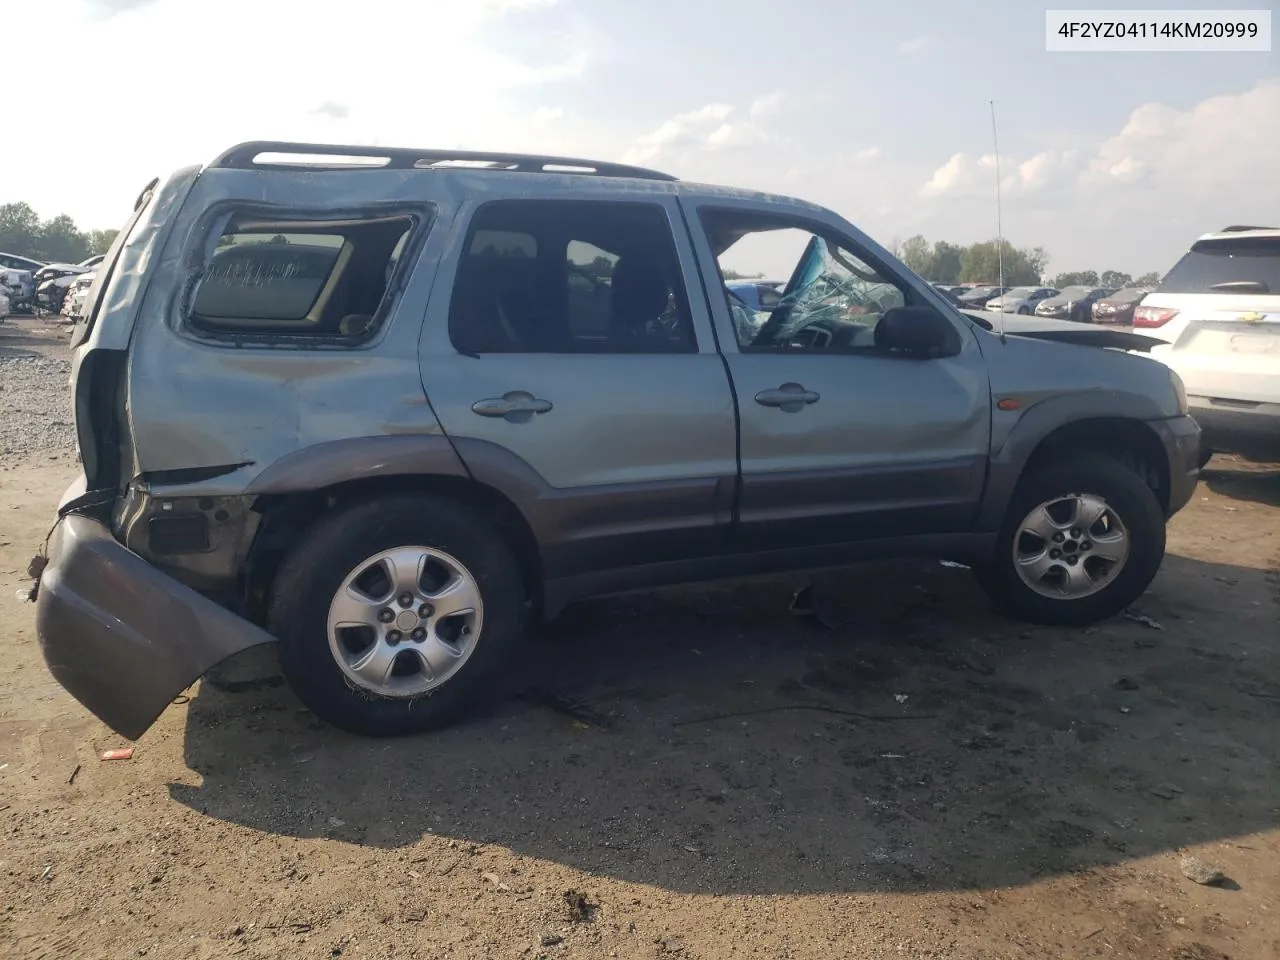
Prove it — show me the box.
[976,454,1166,626]
[269,495,525,736]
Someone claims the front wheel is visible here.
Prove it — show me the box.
[1017,306,1031,315]
[974,454,1167,626]
[268,495,526,736]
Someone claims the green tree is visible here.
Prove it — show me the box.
[722,268,763,280]
[37,214,91,263]
[1052,270,1100,288]
[959,240,1043,286]
[899,234,933,277]
[0,202,43,256]
[1099,270,1132,289]
[1134,271,1161,287]
[86,229,119,255]
[930,241,963,284]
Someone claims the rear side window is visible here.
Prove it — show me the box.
[188,210,424,342]
[448,199,695,354]
[1158,237,1280,295]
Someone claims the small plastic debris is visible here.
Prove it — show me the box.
[939,560,970,569]
[101,747,134,761]
[68,764,81,785]
[880,753,906,759]
[327,817,345,828]
[1123,611,1164,630]
[40,865,53,881]
[1118,706,1131,714]
[893,694,909,704]
[481,871,510,891]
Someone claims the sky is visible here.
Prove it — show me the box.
[3,0,1277,278]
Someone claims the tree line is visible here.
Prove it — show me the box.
[890,234,1158,290]
[0,202,119,265]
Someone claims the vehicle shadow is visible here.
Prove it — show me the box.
[170,554,1280,896]
[1202,458,1280,508]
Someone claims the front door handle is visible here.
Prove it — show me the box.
[471,390,553,423]
[754,382,820,413]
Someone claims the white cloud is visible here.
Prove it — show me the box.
[0,0,592,228]
[852,147,883,163]
[896,35,936,55]
[919,153,972,198]
[622,97,784,165]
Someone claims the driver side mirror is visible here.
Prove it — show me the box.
[874,306,961,358]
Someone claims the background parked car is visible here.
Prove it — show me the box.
[1034,286,1114,323]
[957,285,1008,308]
[986,286,1059,314]
[1091,286,1153,325]
[1140,226,1280,463]
[0,252,46,272]
[0,289,9,320]
[61,272,96,321]
[0,268,36,314]
[36,274,79,315]
[32,262,89,286]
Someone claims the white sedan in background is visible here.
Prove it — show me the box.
[985,285,1059,314]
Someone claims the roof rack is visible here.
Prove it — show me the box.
[209,141,677,181]
[1220,224,1278,232]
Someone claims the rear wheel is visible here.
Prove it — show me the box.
[268,495,526,736]
[975,454,1166,625]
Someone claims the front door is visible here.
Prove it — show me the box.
[682,198,992,551]
[417,195,738,581]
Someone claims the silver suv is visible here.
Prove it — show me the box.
[34,141,1202,739]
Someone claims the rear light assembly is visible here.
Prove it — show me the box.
[1133,306,1179,328]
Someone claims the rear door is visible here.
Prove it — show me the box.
[417,192,738,581]
[1141,234,1280,402]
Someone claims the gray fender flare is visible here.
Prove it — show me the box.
[975,390,1167,532]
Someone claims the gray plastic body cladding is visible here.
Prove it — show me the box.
[973,331,1192,531]
[35,514,276,740]
[1148,414,1204,513]
[449,437,736,580]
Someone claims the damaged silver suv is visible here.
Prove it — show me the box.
[34,141,1202,739]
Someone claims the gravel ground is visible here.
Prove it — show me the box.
[0,354,76,458]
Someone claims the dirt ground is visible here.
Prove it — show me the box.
[1,322,1278,960]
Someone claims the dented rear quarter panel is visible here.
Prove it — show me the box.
[124,168,467,483]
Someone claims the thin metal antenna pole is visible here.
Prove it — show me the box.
[990,99,1006,343]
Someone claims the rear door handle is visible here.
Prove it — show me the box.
[471,390,553,423]
[754,383,820,413]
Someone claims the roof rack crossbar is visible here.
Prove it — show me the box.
[1220,224,1278,233]
[209,141,677,181]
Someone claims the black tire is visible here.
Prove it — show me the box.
[268,495,526,736]
[974,454,1166,626]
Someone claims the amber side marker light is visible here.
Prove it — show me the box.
[997,398,1022,411]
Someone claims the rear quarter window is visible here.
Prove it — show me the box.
[186,209,428,343]
[1158,237,1280,295]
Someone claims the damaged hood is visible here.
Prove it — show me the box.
[958,309,1165,352]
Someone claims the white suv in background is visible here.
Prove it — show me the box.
[1137,226,1280,463]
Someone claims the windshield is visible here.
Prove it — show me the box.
[1059,286,1092,299]
[1005,287,1035,298]
[1111,287,1147,302]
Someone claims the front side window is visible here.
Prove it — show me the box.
[699,209,908,352]
[188,210,421,341]
[448,200,695,354]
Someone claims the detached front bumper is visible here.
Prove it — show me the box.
[1148,414,1202,517]
[35,513,276,740]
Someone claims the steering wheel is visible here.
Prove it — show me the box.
[750,283,851,348]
